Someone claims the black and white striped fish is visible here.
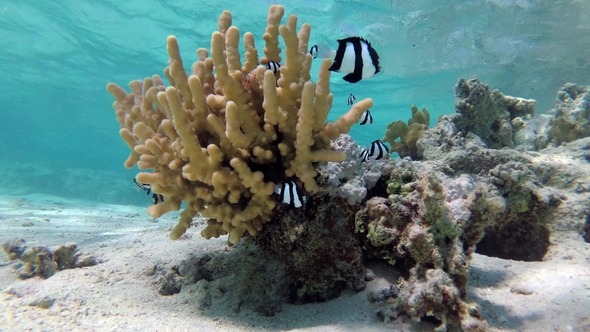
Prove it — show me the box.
[133,177,151,195]
[360,149,369,162]
[266,60,281,74]
[274,180,307,208]
[359,110,373,125]
[134,177,164,205]
[151,193,164,205]
[309,45,319,58]
[347,94,356,105]
[310,37,380,83]
[360,140,389,162]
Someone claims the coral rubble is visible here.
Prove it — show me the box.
[2,239,96,279]
[106,5,371,244]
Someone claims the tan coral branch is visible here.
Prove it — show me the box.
[106,5,372,244]
[260,5,285,64]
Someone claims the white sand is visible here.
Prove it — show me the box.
[1,194,589,331]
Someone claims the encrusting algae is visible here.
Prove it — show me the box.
[106,5,372,244]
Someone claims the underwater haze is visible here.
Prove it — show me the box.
[1,0,589,205]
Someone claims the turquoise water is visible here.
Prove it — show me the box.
[1,0,589,205]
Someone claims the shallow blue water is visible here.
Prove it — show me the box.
[1,0,589,204]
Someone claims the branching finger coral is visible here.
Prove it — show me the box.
[382,105,430,159]
[106,6,372,244]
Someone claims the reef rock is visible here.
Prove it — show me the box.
[584,214,590,243]
[548,83,590,144]
[514,82,590,151]
[452,77,535,149]
[255,191,367,303]
[357,168,499,330]
[321,134,393,205]
[513,113,553,151]
[163,246,289,315]
[362,77,590,330]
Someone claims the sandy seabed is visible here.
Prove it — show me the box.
[0,193,589,332]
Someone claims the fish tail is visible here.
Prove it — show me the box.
[316,42,336,60]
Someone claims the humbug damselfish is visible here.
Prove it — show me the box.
[310,36,381,83]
